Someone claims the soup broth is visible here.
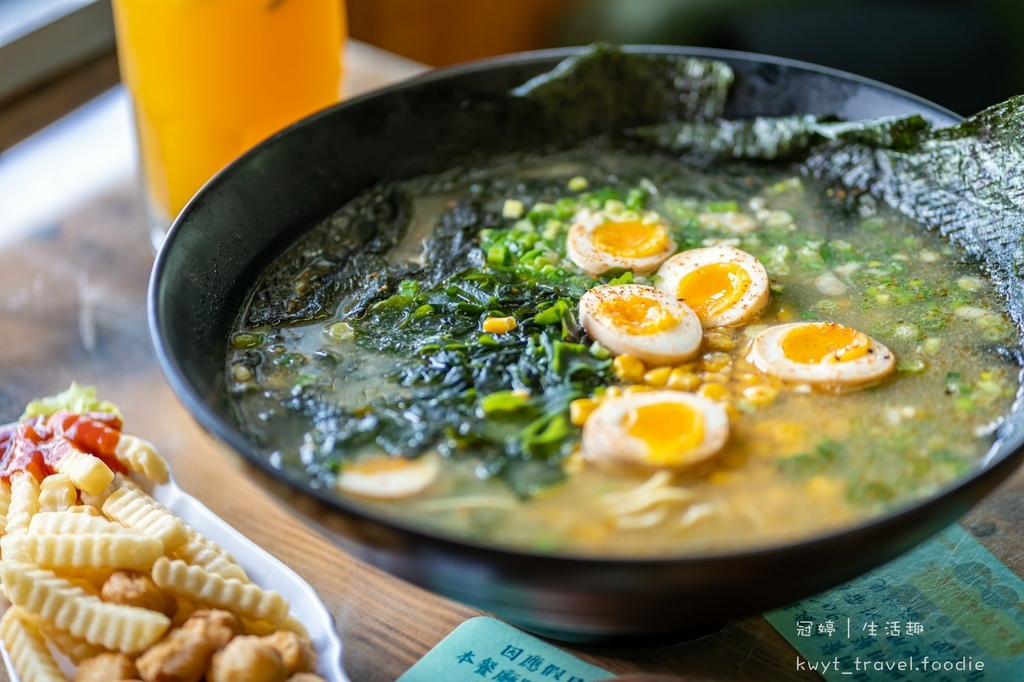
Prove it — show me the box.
[229,149,1020,556]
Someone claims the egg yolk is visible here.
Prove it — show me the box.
[591,220,669,258]
[675,263,751,322]
[593,295,680,336]
[780,323,871,364]
[348,456,418,475]
[624,402,705,466]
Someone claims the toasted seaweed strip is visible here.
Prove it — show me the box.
[246,185,410,327]
[803,95,1024,326]
[632,113,932,162]
[512,43,734,136]
[245,189,491,327]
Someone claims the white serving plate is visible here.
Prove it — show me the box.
[0,472,349,682]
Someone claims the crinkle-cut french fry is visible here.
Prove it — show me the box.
[61,572,106,596]
[76,471,138,507]
[38,473,76,513]
[174,531,248,582]
[113,472,143,492]
[0,479,11,534]
[1,532,164,571]
[78,480,117,509]
[6,471,41,535]
[0,607,65,682]
[68,504,101,516]
[0,561,171,654]
[102,487,188,553]
[115,434,169,483]
[29,510,133,536]
[26,612,108,664]
[54,448,114,496]
[109,484,248,581]
[152,557,289,625]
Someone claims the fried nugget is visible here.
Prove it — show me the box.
[101,570,177,617]
[136,627,216,682]
[74,652,139,682]
[262,630,315,676]
[207,635,287,682]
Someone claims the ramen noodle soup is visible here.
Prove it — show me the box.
[227,150,1021,557]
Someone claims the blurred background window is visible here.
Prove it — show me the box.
[2,0,1020,124]
[0,0,113,103]
[348,0,1020,116]
[0,0,116,149]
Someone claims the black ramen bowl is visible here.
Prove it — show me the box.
[149,46,1024,642]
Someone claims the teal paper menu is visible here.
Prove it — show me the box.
[398,617,612,682]
[765,524,1024,680]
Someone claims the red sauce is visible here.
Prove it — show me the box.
[0,411,127,482]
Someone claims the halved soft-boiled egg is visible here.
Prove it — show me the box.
[579,284,703,364]
[582,391,729,470]
[337,453,440,499]
[567,208,677,275]
[749,322,896,389]
[655,246,770,328]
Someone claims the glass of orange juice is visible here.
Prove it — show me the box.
[111,0,346,249]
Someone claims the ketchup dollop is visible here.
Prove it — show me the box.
[0,410,127,482]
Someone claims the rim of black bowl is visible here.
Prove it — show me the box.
[149,45,1023,568]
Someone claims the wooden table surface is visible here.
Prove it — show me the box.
[2,41,1024,682]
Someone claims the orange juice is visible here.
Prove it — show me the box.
[111,0,345,243]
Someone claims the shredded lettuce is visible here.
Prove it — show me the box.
[21,382,121,420]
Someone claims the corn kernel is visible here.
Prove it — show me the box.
[569,399,596,426]
[624,384,655,395]
[703,332,736,352]
[643,366,672,387]
[568,176,590,192]
[698,383,730,402]
[736,372,763,386]
[742,385,779,406]
[776,306,797,322]
[562,449,586,474]
[603,386,624,399]
[502,199,525,219]
[231,363,252,382]
[754,420,805,448]
[667,368,701,391]
[613,355,646,383]
[701,372,730,385]
[575,523,610,545]
[806,475,843,498]
[701,352,732,372]
[708,470,734,485]
[482,316,517,334]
